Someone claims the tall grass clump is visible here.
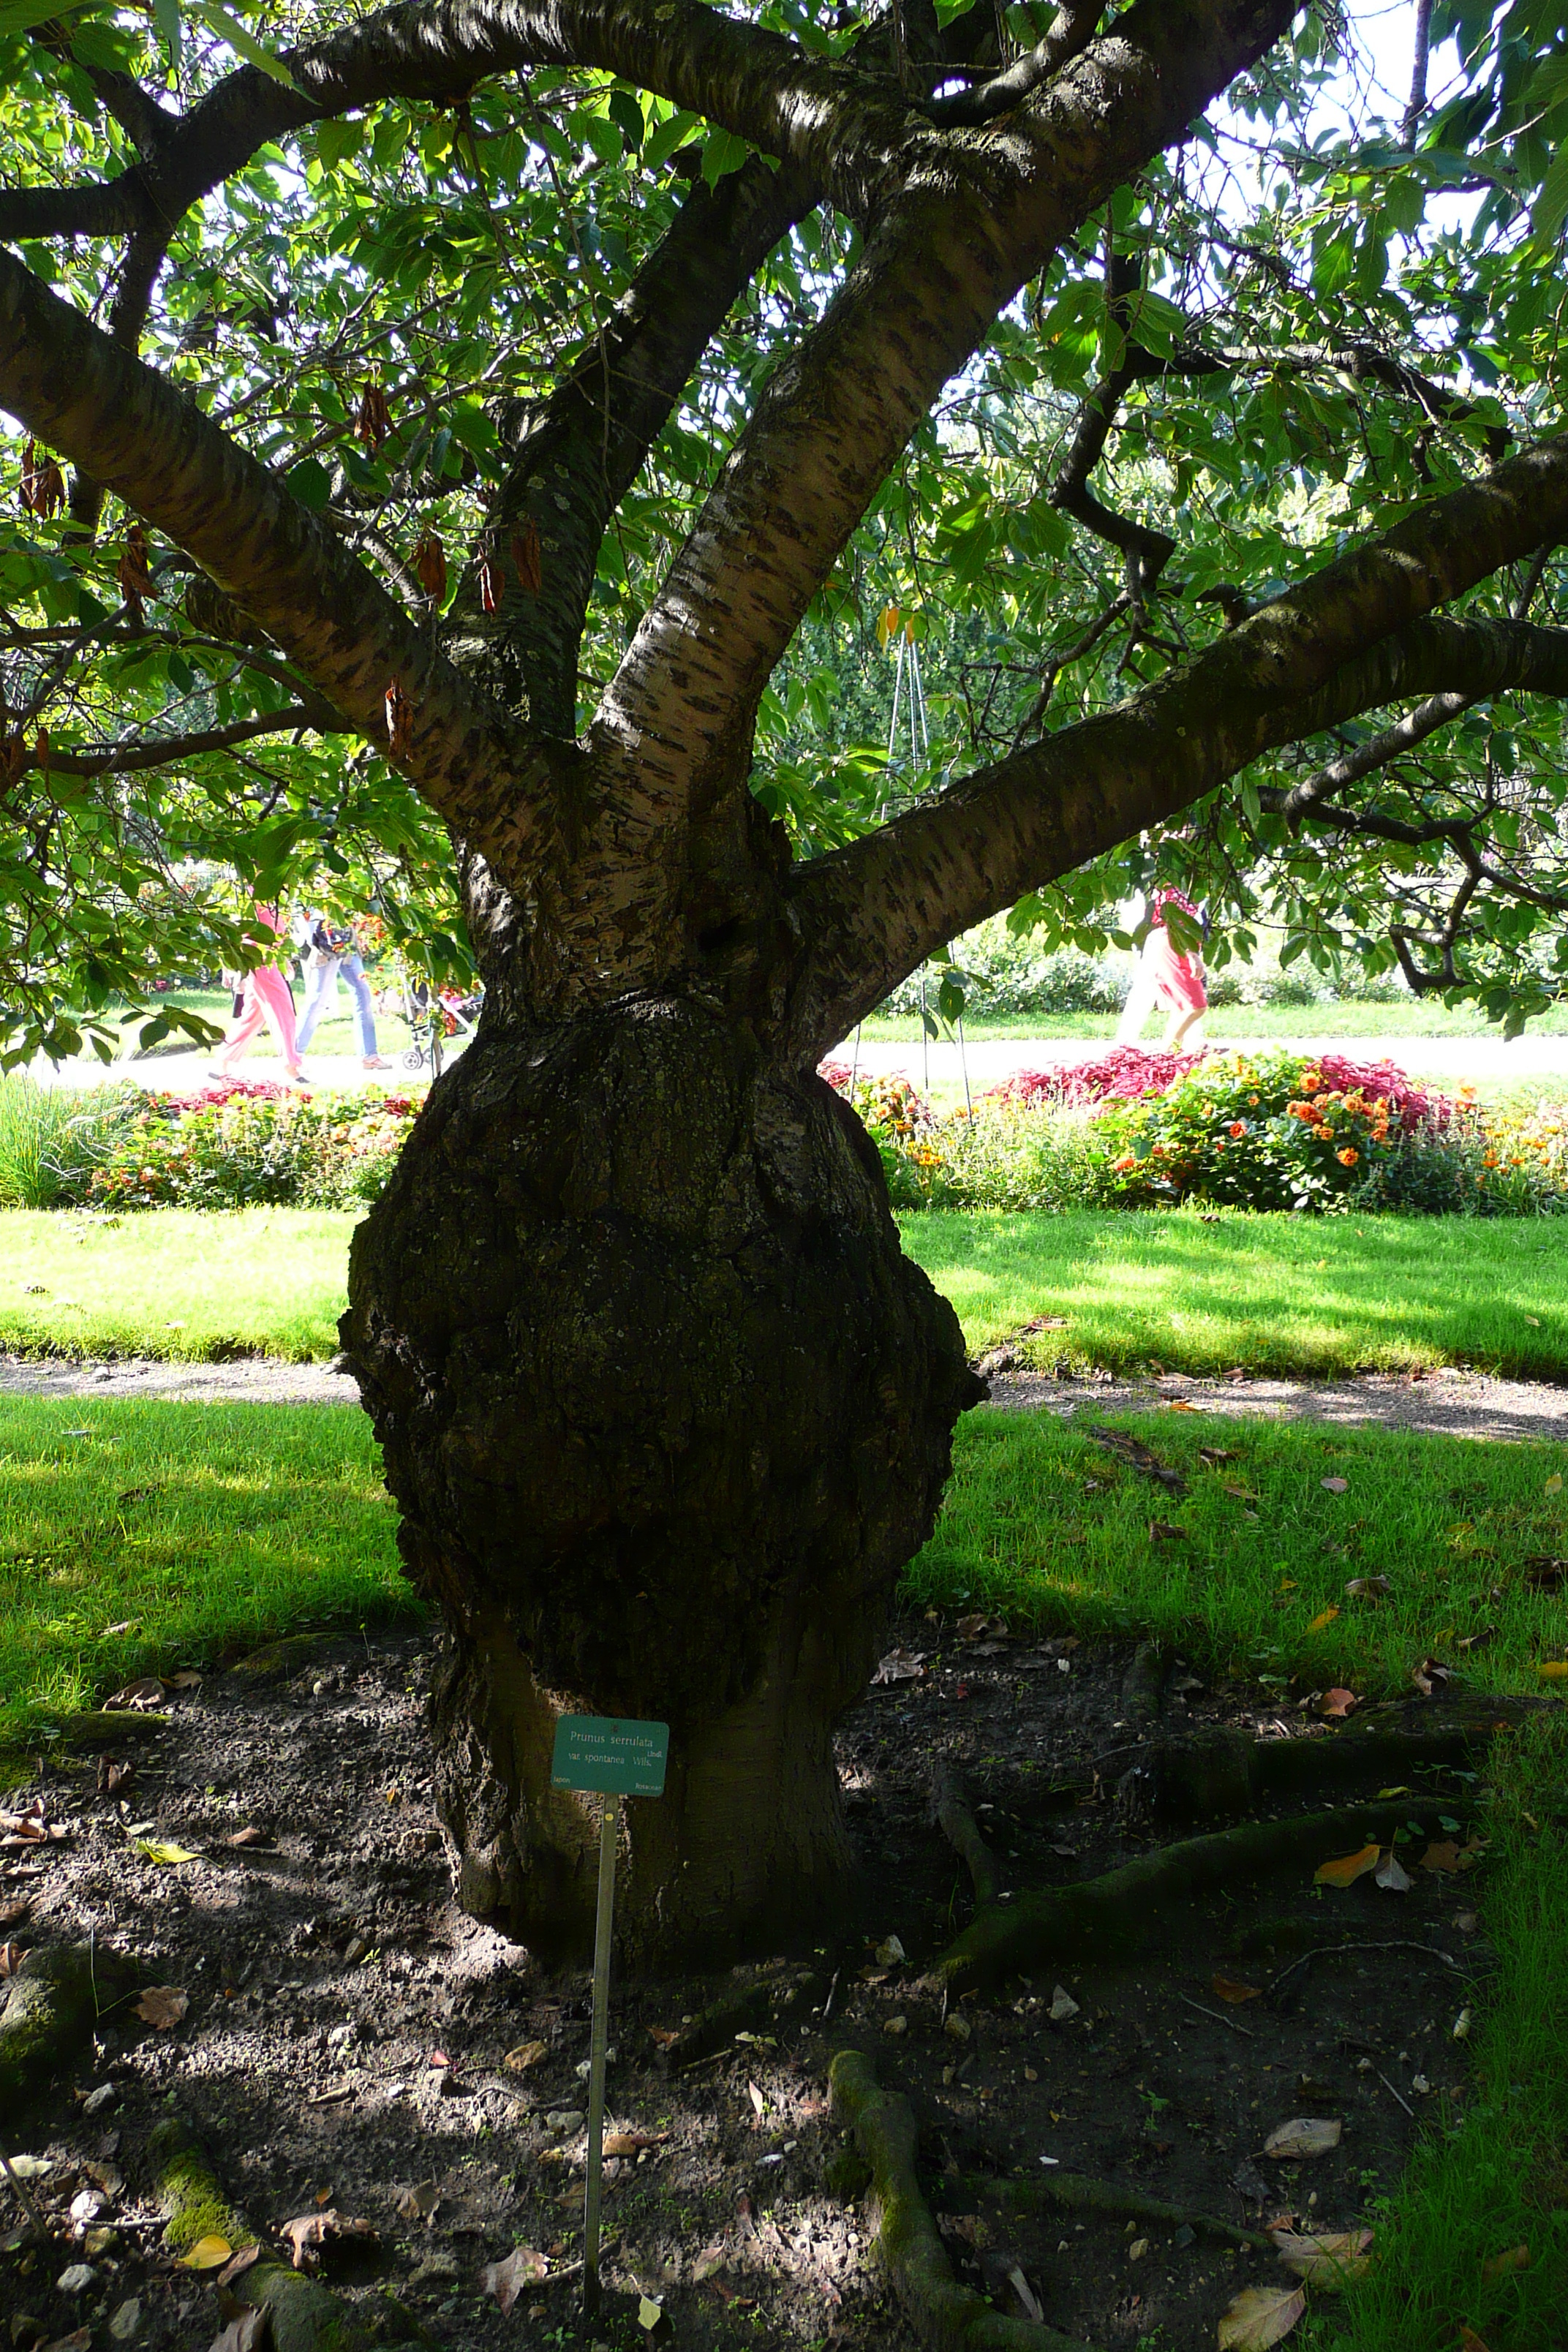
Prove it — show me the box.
[0,1078,131,1208]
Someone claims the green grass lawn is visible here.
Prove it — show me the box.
[901,1207,1568,1380]
[857,998,1568,1043]
[0,1398,412,1752]
[4,1205,1568,1382]
[0,1207,351,1360]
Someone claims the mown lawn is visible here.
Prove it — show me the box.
[900,1207,1568,1380]
[0,1397,411,1752]
[5,1205,1568,1382]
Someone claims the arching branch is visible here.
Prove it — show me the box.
[0,246,561,884]
[926,0,1105,124]
[781,433,1568,1063]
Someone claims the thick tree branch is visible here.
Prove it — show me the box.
[0,0,913,247]
[1403,0,1433,148]
[780,434,1568,1062]
[66,226,170,538]
[0,247,563,884]
[1270,690,1473,816]
[593,0,1299,847]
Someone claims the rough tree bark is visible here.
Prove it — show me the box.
[6,0,1568,1969]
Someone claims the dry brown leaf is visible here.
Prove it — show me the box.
[0,1942,23,1978]
[1315,1687,1357,1719]
[747,2081,765,2119]
[1411,1656,1452,1697]
[478,2246,549,2313]
[224,1826,269,1849]
[280,2211,377,2272]
[209,2310,270,2352]
[1262,2118,1342,2160]
[1148,1519,1188,1542]
[1457,2329,1494,2352]
[393,2182,440,2223]
[1479,2244,1529,2281]
[502,2039,548,2072]
[1345,1575,1392,1600]
[1305,1607,1341,1635]
[215,2244,262,2290]
[1374,1849,1412,1893]
[1211,1974,1262,2005]
[135,1986,189,2030]
[97,1758,132,1795]
[1217,2280,1306,2349]
[1314,1844,1381,1888]
[1321,1477,1349,1493]
[1198,1447,1240,1466]
[603,2130,670,2157]
[169,1670,203,1690]
[871,1647,926,1685]
[1270,2227,1372,2286]
[1422,1839,1483,1874]
[104,1677,167,1711]
[647,2024,680,2048]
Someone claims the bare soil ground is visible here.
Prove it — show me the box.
[0,1622,1493,2352]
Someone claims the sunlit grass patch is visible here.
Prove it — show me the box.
[0,1398,413,1759]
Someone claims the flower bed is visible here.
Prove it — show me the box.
[58,1082,423,1211]
[818,1049,1566,1218]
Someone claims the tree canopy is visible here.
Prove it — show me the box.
[1,0,1567,1062]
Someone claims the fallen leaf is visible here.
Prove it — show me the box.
[168,1670,203,1690]
[179,2234,233,2270]
[134,1986,189,2030]
[1523,1556,1567,1590]
[1217,2280,1306,2349]
[1212,1975,1262,2005]
[478,2245,549,2313]
[104,1678,167,1711]
[1199,1447,1240,1466]
[1479,2244,1529,2281]
[1536,1662,1568,1681]
[132,1839,200,1866]
[638,2294,665,2331]
[215,2244,262,2290]
[1457,2332,1493,2352]
[279,2211,377,2272]
[0,1799,66,1845]
[1321,1477,1349,1494]
[97,1757,133,1796]
[1315,1844,1381,1888]
[393,2183,440,2223]
[1315,1688,1357,1719]
[747,2081,765,2120]
[1373,1850,1411,1893]
[1545,1474,1562,1496]
[503,2040,549,2072]
[1411,1656,1452,1697]
[1262,2118,1342,2160]
[876,1934,907,1966]
[871,1647,926,1686]
[1270,2228,1372,2287]
[1345,1576,1392,1600]
[1148,1519,1188,1542]
[1422,1839,1484,1874]
[1306,1608,1341,1635]
[1167,1398,1198,1412]
[1049,1984,1080,2021]
[647,2025,680,2049]
[0,1943,23,1977]
[603,2131,670,2157]
[209,2312,269,2352]
[223,1826,269,1848]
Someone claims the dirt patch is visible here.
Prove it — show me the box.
[987,1362,1568,1445]
[0,1625,1494,2352]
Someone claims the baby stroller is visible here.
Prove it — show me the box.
[394,975,483,1075]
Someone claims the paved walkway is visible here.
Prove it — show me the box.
[5,1349,1565,1444]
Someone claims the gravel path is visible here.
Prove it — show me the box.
[987,1363,1568,1444]
[3,1349,1567,1442]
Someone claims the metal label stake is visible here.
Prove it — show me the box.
[551,1714,670,2319]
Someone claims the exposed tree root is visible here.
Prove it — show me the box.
[0,1943,131,2127]
[1118,1642,1169,1731]
[830,2049,1101,2352]
[932,1761,1000,1910]
[1131,1719,1495,1822]
[931,1801,1450,1994]
[148,2114,386,2352]
[53,1709,172,1749]
[971,2168,1273,2251]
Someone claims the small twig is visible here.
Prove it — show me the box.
[820,1970,841,2028]
[0,2137,47,2242]
[1177,1992,1256,2039]
[1264,1940,1460,2003]
[1375,2068,1415,2119]
[535,2258,585,2287]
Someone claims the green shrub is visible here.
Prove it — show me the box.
[50,1082,421,1211]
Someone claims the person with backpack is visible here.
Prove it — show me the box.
[293,908,391,1068]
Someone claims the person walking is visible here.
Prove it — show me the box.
[293,909,391,1068]
[211,904,310,1085]
[1115,889,1209,1050]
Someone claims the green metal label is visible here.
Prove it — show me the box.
[551,1715,669,1798]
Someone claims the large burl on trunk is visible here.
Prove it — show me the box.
[342,999,979,1969]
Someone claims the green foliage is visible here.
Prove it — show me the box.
[3,1,1568,1045]
[61,1083,421,1211]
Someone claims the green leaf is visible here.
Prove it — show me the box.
[189,0,299,88]
[285,458,332,509]
[702,128,749,186]
[150,0,180,64]
[1532,142,1568,244]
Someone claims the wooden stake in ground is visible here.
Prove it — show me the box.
[549,1715,670,2317]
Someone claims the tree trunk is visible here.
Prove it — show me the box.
[342,995,980,1970]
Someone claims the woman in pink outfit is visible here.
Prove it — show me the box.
[211,904,310,1085]
[1117,888,1208,1049]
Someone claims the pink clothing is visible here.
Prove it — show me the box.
[1146,890,1207,1017]
[222,965,301,1064]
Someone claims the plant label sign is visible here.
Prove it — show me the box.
[551,1714,668,1799]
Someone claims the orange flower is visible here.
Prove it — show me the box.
[1112,1153,1137,1173]
[1229,1120,1246,1138]
[1314,1124,1335,1142]
[1483,1153,1499,1168]
[1301,1072,1321,1093]
[1337,1147,1359,1167]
